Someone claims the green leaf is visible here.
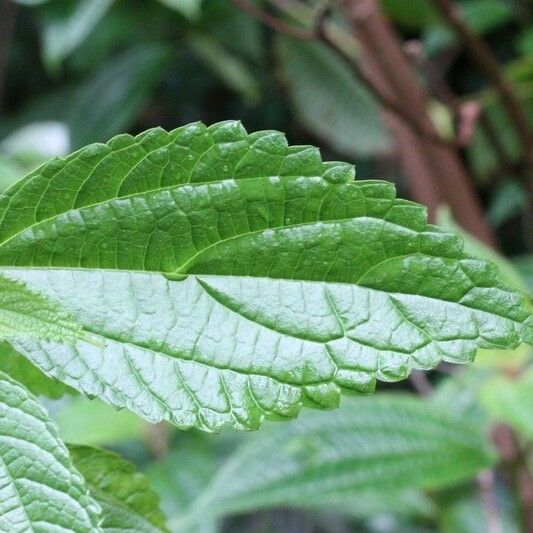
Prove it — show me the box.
[0,121,531,432]
[0,370,101,531]
[380,0,439,28]
[39,0,115,70]
[479,369,533,438]
[188,34,260,103]
[172,395,494,528]
[158,0,202,20]
[0,341,74,398]
[54,397,145,446]
[436,206,530,295]
[0,44,170,150]
[64,43,170,149]
[276,38,391,157]
[0,272,88,343]
[68,445,167,532]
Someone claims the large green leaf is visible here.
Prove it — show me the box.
[0,370,101,531]
[0,121,531,432]
[68,445,167,532]
[170,395,493,529]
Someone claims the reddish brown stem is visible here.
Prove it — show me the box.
[230,0,316,40]
[342,0,496,246]
[431,0,533,162]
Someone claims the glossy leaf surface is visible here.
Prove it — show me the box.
[0,371,100,531]
[0,121,531,431]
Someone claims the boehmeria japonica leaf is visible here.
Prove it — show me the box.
[0,370,101,531]
[68,445,167,532]
[170,394,494,529]
[0,120,531,432]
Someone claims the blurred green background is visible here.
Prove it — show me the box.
[0,0,531,531]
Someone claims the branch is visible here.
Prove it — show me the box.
[230,0,316,40]
[431,0,533,160]
[477,470,503,533]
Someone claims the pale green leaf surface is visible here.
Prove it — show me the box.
[69,445,167,532]
[172,395,493,529]
[0,371,101,531]
[0,121,531,432]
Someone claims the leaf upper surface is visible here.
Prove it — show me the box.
[68,445,167,532]
[171,394,494,527]
[0,371,101,532]
[1,121,531,431]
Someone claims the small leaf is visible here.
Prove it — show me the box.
[276,38,391,157]
[188,34,260,103]
[0,121,530,432]
[69,445,167,532]
[173,395,494,528]
[39,0,115,70]
[0,370,101,530]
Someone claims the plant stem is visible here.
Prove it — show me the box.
[342,0,496,246]
[431,0,533,164]
[230,0,316,40]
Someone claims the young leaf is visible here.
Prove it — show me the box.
[0,341,74,398]
[171,395,494,528]
[68,445,167,532]
[276,38,391,157]
[0,370,101,531]
[0,121,531,432]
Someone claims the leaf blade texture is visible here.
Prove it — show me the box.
[0,120,531,431]
[170,394,495,527]
[68,445,167,532]
[0,371,101,531]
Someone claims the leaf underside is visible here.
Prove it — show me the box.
[0,371,100,532]
[0,120,530,431]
